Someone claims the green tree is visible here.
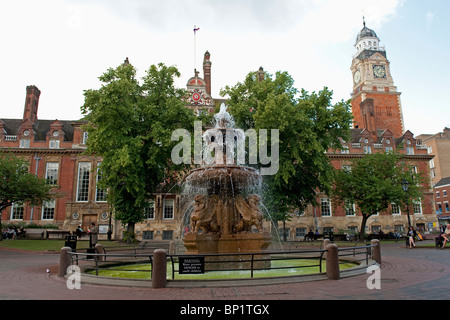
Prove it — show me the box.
[0,152,54,230]
[81,62,196,238]
[331,152,425,241]
[221,70,353,233]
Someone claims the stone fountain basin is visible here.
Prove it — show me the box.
[184,165,261,194]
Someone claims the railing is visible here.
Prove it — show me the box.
[67,243,378,280]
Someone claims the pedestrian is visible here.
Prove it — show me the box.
[441,224,450,250]
[88,222,98,247]
[75,224,83,239]
[408,226,416,249]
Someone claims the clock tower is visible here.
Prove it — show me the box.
[350,20,405,138]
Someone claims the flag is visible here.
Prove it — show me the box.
[193,26,200,33]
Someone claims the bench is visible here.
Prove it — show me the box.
[25,229,44,239]
[46,230,71,239]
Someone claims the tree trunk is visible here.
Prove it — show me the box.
[359,214,369,242]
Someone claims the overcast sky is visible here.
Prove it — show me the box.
[1,0,449,136]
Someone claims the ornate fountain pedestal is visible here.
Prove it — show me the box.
[183,232,271,271]
[181,103,272,271]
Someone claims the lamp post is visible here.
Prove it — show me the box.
[401,179,412,229]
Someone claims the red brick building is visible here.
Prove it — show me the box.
[282,21,436,239]
[1,23,438,241]
[0,85,115,238]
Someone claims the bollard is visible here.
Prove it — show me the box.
[95,243,104,261]
[322,238,331,259]
[58,247,72,278]
[371,239,382,265]
[152,249,167,288]
[325,244,340,280]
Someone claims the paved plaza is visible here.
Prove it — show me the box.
[1,242,449,302]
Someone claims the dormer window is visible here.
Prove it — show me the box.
[19,139,30,148]
[49,139,60,149]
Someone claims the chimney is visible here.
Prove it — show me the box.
[203,51,212,96]
[23,85,41,124]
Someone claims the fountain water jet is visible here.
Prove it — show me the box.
[182,104,271,270]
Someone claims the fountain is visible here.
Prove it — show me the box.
[182,104,271,270]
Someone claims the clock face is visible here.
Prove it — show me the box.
[373,65,386,78]
[353,70,361,83]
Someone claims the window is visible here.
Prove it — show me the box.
[413,199,422,214]
[391,203,401,215]
[19,139,30,148]
[11,202,24,220]
[144,201,155,220]
[371,225,381,233]
[444,190,448,197]
[42,200,55,220]
[296,228,306,238]
[49,139,60,149]
[45,162,59,185]
[163,199,174,219]
[348,226,358,234]
[76,162,91,202]
[143,231,154,240]
[445,202,449,213]
[363,145,372,154]
[321,198,332,217]
[82,132,89,145]
[341,146,349,154]
[406,147,414,155]
[342,165,352,172]
[162,230,173,240]
[345,202,356,216]
[394,225,404,233]
[279,228,290,238]
[95,164,107,202]
[437,191,441,198]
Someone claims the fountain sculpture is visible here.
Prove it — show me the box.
[183,104,271,270]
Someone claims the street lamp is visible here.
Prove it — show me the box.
[401,179,412,229]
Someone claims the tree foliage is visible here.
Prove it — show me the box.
[81,62,196,234]
[0,152,54,228]
[331,152,425,240]
[221,70,353,225]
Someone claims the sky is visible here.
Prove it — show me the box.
[1,0,449,136]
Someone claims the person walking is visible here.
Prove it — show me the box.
[408,226,416,249]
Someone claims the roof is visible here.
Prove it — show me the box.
[435,177,450,188]
[0,118,76,141]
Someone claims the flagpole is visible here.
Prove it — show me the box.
[193,25,200,72]
[194,25,197,71]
